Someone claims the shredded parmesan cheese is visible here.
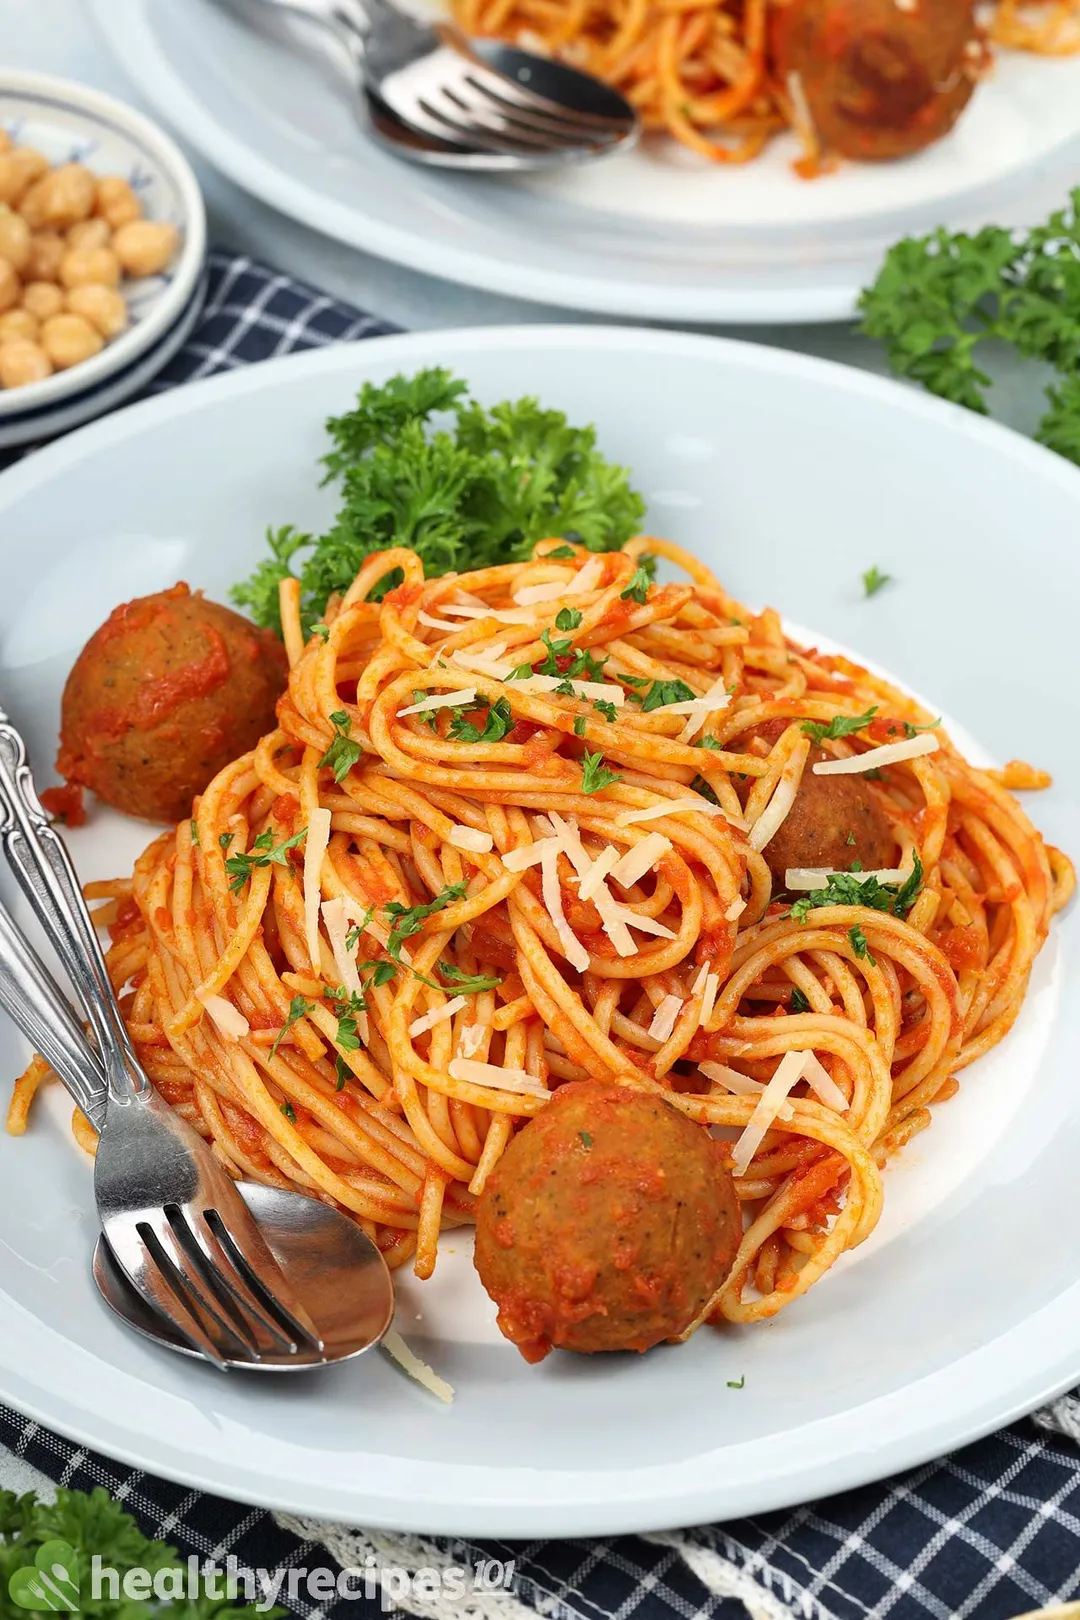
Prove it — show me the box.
[730,1051,812,1176]
[448,1057,550,1099]
[513,576,575,605]
[813,734,939,775]
[725,896,747,922]
[198,993,249,1042]
[417,610,466,632]
[616,799,746,830]
[610,831,671,888]
[438,603,538,625]
[503,838,557,871]
[749,740,810,853]
[540,844,590,970]
[699,971,720,1029]
[802,1052,849,1111]
[321,898,369,1043]
[450,643,512,678]
[700,1060,794,1121]
[397,688,476,717]
[380,1328,454,1403]
[648,995,683,1042]
[609,904,676,940]
[457,1022,487,1059]
[569,555,604,594]
[578,844,620,900]
[448,824,494,854]
[409,995,467,1038]
[784,866,911,890]
[691,962,709,996]
[676,676,732,743]
[303,807,332,971]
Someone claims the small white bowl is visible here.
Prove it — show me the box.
[0,69,206,420]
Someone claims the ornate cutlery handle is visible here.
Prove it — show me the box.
[0,708,147,1102]
[0,897,107,1131]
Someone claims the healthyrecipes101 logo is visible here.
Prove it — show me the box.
[8,1540,79,1611]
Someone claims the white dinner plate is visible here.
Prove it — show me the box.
[0,326,1078,1536]
[93,0,1080,323]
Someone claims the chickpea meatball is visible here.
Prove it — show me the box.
[26,230,65,282]
[67,218,111,252]
[112,219,179,278]
[55,584,290,823]
[0,257,20,315]
[0,148,48,207]
[94,175,141,230]
[21,281,64,321]
[40,312,103,370]
[0,307,38,344]
[20,163,96,231]
[58,246,121,290]
[474,1080,742,1361]
[772,0,981,162]
[0,341,52,388]
[0,210,31,274]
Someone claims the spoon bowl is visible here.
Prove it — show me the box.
[93,1180,395,1370]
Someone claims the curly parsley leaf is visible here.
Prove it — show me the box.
[270,994,312,1060]
[849,924,876,963]
[580,752,622,794]
[326,985,367,1051]
[385,881,468,960]
[573,715,587,737]
[448,696,513,744]
[438,962,502,994]
[593,698,618,723]
[789,986,810,1014]
[801,706,878,744]
[862,566,892,598]
[232,371,644,632]
[789,852,924,924]
[641,678,696,713]
[620,565,651,605]
[555,607,582,630]
[319,709,363,782]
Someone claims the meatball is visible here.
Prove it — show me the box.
[54,583,288,823]
[764,745,896,880]
[474,1080,742,1362]
[772,0,980,162]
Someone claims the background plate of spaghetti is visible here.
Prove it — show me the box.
[93,0,1080,321]
[0,325,1078,1534]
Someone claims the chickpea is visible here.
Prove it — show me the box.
[40,312,103,370]
[21,280,64,321]
[0,147,48,207]
[27,231,64,282]
[94,175,141,230]
[20,163,96,231]
[67,218,110,252]
[112,219,178,278]
[0,131,10,156]
[65,284,127,340]
[58,246,120,290]
[0,307,38,344]
[0,340,52,388]
[0,210,30,275]
[0,257,20,315]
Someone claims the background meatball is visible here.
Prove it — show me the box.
[54,583,287,823]
[764,746,895,880]
[474,1080,742,1362]
[772,0,980,162]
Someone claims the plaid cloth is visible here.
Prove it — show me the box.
[1,250,1079,1620]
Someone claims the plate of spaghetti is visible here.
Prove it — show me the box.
[0,325,1078,1535]
[95,0,1080,320]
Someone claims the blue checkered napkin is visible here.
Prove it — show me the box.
[1,249,1080,1620]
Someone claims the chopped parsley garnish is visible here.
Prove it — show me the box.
[727,1374,745,1390]
[508,661,534,681]
[593,698,618,723]
[231,370,643,633]
[218,832,234,852]
[438,962,502,995]
[555,676,576,697]
[189,819,199,846]
[555,607,583,630]
[536,629,571,675]
[801,706,878,744]
[312,622,330,641]
[319,709,363,782]
[849,924,875,963]
[280,1100,297,1122]
[578,1130,593,1148]
[845,831,856,846]
[545,543,576,560]
[335,1054,351,1090]
[620,565,651,605]
[904,718,941,738]
[789,987,810,1014]
[788,852,923,924]
[864,767,885,780]
[695,735,724,751]
[448,696,513,743]
[225,826,308,894]
[384,881,468,960]
[573,715,587,737]
[358,958,398,990]
[690,775,720,805]
[326,985,367,1051]
[345,907,375,952]
[270,994,312,1060]
[862,566,892,597]
[580,751,622,794]
[617,672,649,688]
[641,678,696,713]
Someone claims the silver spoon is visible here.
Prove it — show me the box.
[217,0,639,168]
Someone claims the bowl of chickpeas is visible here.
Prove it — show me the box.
[0,70,205,443]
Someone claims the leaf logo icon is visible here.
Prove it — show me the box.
[8,1539,80,1611]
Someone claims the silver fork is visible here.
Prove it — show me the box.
[0,709,327,1369]
[220,0,639,167]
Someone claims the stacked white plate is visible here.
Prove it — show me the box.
[0,71,206,450]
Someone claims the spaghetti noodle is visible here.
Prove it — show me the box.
[12,538,1074,1332]
[452,0,1080,166]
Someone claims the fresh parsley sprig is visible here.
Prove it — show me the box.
[580,751,622,794]
[801,707,878,744]
[225,826,308,895]
[640,678,696,713]
[384,881,468,960]
[788,853,924,924]
[319,709,362,782]
[270,994,312,1059]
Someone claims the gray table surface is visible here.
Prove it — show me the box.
[6,0,1059,437]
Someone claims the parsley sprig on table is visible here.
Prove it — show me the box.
[859,190,1080,463]
[231,368,645,631]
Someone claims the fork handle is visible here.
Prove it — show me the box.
[0,710,147,1101]
[0,896,108,1131]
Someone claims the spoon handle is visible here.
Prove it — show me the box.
[0,895,108,1131]
[0,709,148,1102]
